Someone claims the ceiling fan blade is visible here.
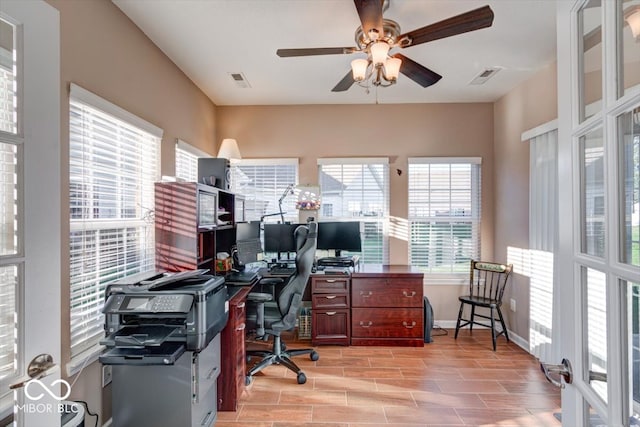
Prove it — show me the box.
[331,70,356,92]
[399,5,494,48]
[354,0,384,39]
[277,47,357,57]
[393,53,442,88]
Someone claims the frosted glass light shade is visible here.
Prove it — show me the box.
[626,7,640,39]
[217,138,241,159]
[384,57,402,81]
[351,58,368,81]
[370,41,390,66]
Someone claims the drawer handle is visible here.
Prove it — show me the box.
[403,291,416,298]
[237,302,245,309]
[326,279,337,283]
[360,291,373,297]
[326,311,337,316]
[236,322,246,331]
[402,321,417,329]
[359,321,373,328]
[324,295,337,299]
[201,410,215,426]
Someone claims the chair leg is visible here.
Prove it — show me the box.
[490,307,497,351]
[469,305,476,333]
[454,302,465,339]
[497,306,510,342]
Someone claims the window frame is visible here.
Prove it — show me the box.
[175,138,212,182]
[407,157,482,283]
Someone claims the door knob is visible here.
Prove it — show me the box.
[9,353,58,390]
[540,358,573,388]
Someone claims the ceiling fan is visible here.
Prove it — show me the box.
[276,0,494,92]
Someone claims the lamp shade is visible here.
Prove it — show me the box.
[626,6,640,39]
[384,57,402,81]
[217,138,241,159]
[370,41,390,66]
[351,58,369,81]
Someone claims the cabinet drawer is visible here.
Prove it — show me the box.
[312,277,349,293]
[351,308,423,338]
[312,309,350,345]
[351,278,422,308]
[312,294,349,309]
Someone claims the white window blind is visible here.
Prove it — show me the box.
[0,17,19,388]
[408,158,481,275]
[175,139,211,182]
[317,158,389,264]
[69,84,161,359]
[230,159,298,223]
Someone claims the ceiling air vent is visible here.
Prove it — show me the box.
[228,72,251,88]
[469,67,501,85]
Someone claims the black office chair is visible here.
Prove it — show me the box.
[245,222,319,385]
[454,260,513,351]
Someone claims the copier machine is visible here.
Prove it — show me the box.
[99,269,228,427]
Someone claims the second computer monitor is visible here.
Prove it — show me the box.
[263,223,302,255]
[317,221,362,256]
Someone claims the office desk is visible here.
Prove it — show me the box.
[218,281,257,412]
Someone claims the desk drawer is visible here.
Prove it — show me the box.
[351,308,423,338]
[312,276,349,293]
[351,278,422,308]
[312,294,349,309]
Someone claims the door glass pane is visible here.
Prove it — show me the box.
[618,107,640,267]
[581,128,606,257]
[0,18,17,134]
[620,1,640,96]
[584,266,608,402]
[580,0,603,122]
[628,280,640,422]
[0,264,17,383]
[0,143,17,256]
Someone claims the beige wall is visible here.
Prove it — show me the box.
[217,103,495,320]
[493,63,558,342]
[45,0,217,423]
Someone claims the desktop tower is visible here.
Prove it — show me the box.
[423,296,434,343]
[198,158,230,190]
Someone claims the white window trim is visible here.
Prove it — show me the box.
[408,157,481,165]
[317,157,389,165]
[238,157,298,166]
[176,138,212,158]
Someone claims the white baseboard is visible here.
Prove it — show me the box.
[433,321,530,353]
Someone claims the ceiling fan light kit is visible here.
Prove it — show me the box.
[276,0,495,93]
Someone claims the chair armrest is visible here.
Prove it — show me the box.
[247,292,273,303]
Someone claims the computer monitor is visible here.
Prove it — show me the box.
[317,221,362,257]
[235,222,262,267]
[263,223,300,256]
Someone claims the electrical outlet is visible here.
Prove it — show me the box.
[102,364,112,387]
[510,298,516,312]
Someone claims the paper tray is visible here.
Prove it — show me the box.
[99,342,186,366]
[101,325,181,348]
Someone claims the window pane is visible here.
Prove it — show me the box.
[0,18,17,134]
[618,108,640,267]
[175,145,198,182]
[627,280,640,420]
[0,265,17,383]
[408,161,481,274]
[230,161,298,223]
[318,161,389,264]
[0,143,17,255]
[580,128,605,257]
[620,1,640,97]
[583,266,607,402]
[580,0,602,122]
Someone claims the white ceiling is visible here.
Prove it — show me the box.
[112,0,557,106]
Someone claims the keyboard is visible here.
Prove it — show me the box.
[269,267,295,276]
[225,270,258,283]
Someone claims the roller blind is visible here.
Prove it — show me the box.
[408,158,481,275]
[69,85,161,359]
[230,158,298,223]
[317,158,389,264]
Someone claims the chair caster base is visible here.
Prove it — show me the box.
[310,351,319,361]
[297,372,306,384]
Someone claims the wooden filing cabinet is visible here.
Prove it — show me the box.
[217,287,250,411]
[351,265,424,347]
[311,275,350,346]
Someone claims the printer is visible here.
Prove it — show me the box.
[99,270,228,427]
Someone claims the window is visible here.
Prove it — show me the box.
[175,139,211,182]
[408,158,481,277]
[0,17,19,388]
[230,159,298,223]
[317,158,389,264]
[69,84,161,359]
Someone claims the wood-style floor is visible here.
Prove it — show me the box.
[216,329,562,427]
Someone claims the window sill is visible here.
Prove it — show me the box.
[423,275,468,286]
[66,345,105,377]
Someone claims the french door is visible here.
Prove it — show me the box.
[554,0,640,425]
